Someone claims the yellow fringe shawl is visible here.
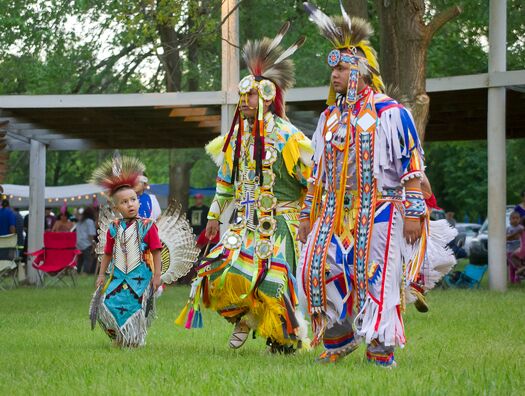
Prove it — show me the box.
[205,132,313,182]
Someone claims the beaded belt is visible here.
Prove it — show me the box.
[377,188,403,201]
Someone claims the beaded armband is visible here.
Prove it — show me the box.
[404,189,426,219]
[300,193,314,221]
[207,196,224,220]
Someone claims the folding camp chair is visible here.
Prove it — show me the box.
[29,232,80,287]
[0,233,20,290]
[443,264,488,289]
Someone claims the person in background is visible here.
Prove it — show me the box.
[44,208,56,230]
[69,209,79,224]
[13,208,24,251]
[51,211,74,232]
[76,207,97,274]
[135,173,161,220]
[0,199,16,236]
[513,191,525,219]
[187,193,209,236]
[506,211,523,252]
[446,211,457,228]
[507,212,525,283]
[23,213,29,262]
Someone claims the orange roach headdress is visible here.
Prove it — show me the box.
[90,151,144,197]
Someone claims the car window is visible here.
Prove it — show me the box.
[464,227,478,236]
[431,209,446,220]
[480,220,488,234]
[476,206,513,234]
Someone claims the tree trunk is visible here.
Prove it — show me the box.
[158,24,183,92]
[375,0,460,142]
[376,0,428,139]
[187,2,206,91]
[157,6,185,207]
[169,150,192,213]
[344,0,369,20]
[51,152,63,186]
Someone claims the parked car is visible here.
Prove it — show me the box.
[430,208,446,221]
[469,206,514,264]
[455,223,482,255]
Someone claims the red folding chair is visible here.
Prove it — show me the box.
[29,232,81,287]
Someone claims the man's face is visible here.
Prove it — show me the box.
[331,62,352,94]
[330,52,368,95]
[239,88,271,120]
[135,181,145,195]
[195,196,203,206]
[113,188,139,218]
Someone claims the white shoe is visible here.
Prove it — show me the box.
[228,321,250,349]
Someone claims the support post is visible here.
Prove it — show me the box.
[27,139,46,285]
[221,0,240,134]
[487,0,507,291]
[220,0,239,234]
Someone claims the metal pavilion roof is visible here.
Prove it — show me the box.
[1,71,524,151]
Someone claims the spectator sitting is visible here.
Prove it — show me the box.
[51,211,74,232]
[506,211,524,252]
[44,208,56,230]
[508,216,525,283]
[514,191,525,220]
[0,199,16,236]
[76,207,97,274]
[13,208,24,251]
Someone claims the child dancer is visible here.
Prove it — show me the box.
[90,155,162,347]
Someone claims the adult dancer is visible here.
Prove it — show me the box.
[178,23,312,353]
[298,2,454,367]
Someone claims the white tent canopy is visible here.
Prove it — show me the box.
[1,183,105,208]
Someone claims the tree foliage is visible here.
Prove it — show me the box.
[1,0,523,214]
[424,139,525,220]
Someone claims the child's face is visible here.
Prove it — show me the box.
[510,213,520,226]
[113,188,139,218]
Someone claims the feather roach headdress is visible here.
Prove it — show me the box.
[224,22,305,186]
[303,1,384,104]
[240,21,305,118]
[90,151,145,197]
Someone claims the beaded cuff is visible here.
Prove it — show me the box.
[404,189,426,219]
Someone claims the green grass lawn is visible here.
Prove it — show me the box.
[1,276,524,396]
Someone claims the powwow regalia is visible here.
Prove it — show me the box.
[89,154,199,347]
[298,2,456,366]
[177,23,313,351]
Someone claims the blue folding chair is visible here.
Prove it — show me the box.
[443,264,488,289]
